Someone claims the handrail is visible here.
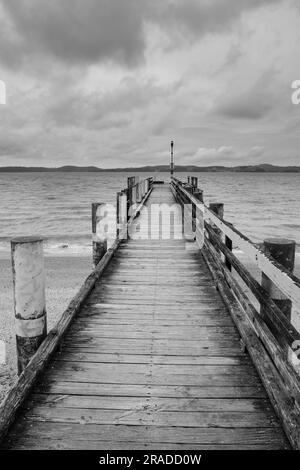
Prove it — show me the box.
[171,176,300,313]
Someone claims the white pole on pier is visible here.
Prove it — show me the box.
[11,237,47,375]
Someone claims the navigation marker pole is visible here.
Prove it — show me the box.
[170,140,174,176]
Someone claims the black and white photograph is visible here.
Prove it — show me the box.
[0,0,300,456]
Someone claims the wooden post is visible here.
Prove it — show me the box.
[117,191,128,240]
[209,203,224,258]
[127,176,135,188]
[192,202,196,239]
[127,176,136,220]
[225,235,233,271]
[209,202,224,220]
[92,203,107,268]
[194,189,204,247]
[194,189,203,203]
[261,239,296,331]
[191,177,198,190]
[208,202,232,268]
[11,237,47,375]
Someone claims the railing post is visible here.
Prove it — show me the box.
[261,239,296,349]
[193,188,204,246]
[191,177,198,191]
[209,203,224,257]
[92,203,107,268]
[208,202,232,268]
[209,202,224,220]
[117,190,128,240]
[135,178,141,203]
[11,237,47,375]
[127,177,135,221]
[127,176,136,188]
[225,234,233,271]
[209,203,224,238]
[194,189,203,203]
[192,189,204,243]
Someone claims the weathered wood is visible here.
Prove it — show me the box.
[21,407,279,428]
[261,238,296,348]
[4,422,289,449]
[11,237,47,375]
[0,182,152,443]
[91,202,107,267]
[204,236,300,406]
[0,182,290,450]
[202,244,300,449]
[205,206,300,311]
[205,222,300,349]
[172,177,300,312]
[116,191,127,239]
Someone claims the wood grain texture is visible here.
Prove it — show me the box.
[0,184,289,450]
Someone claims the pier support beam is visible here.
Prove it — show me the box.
[92,203,108,268]
[11,237,47,375]
[261,238,296,349]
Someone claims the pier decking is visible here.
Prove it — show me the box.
[0,184,292,449]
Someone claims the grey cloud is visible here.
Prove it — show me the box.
[217,93,272,120]
[155,0,283,38]
[0,0,283,69]
[48,77,164,128]
[1,0,151,68]
[215,72,276,120]
[0,134,25,157]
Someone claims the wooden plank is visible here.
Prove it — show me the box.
[43,371,262,387]
[19,407,280,428]
[54,352,251,365]
[80,304,226,313]
[35,382,267,399]
[50,361,258,377]
[75,316,234,326]
[2,438,288,450]
[28,394,273,413]
[4,422,289,447]
[67,327,239,341]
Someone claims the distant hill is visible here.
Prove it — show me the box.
[0,164,299,173]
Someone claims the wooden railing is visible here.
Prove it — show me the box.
[171,175,300,449]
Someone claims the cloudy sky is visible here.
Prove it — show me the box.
[0,0,300,168]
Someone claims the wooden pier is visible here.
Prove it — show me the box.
[0,177,299,449]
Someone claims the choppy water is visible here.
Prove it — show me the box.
[0,172,299,260]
